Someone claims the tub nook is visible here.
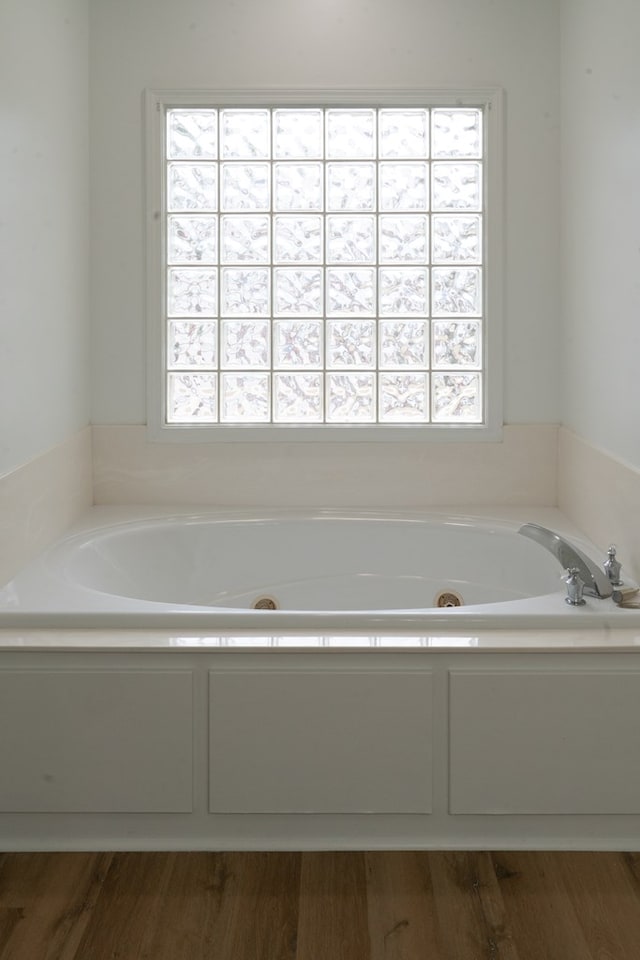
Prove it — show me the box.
[1,0,640,852]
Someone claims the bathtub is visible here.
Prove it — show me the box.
[3,506,640,852]
[0,506,636,630]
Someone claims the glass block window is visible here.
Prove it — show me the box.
[163,105,485,426]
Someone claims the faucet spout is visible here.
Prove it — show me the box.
[518,523,612,599]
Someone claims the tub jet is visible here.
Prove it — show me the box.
[253,596,279,610]
[435,590,463,608]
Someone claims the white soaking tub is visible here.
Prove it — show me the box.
[2,507,640,853]
[0,507,634,630]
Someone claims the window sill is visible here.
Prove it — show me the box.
[145,421,504,443]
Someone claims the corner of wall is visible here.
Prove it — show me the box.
[558,427,640,581]
[0,427,93,587]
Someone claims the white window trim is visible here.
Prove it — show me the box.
[144,88,504,442]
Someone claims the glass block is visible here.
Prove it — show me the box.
[220,373,270,422]
[221,268,269,316]
[432,109,482,159]
[167,373,217,423]
[220,109,270,159]
[327,163,375,211]
[432,320,481,368]
[327,373,375,422]
[327,320,376,368]
[432,373,482,422]
[432,162,482,211]
[273,320,322,368]
[274,216,322,263]
[274,268,323,316]
[220,216,269,263]
[167,163,217,212]
[326,110,376,159]
[432,215,481,263]
[167,268,217,317]
[221,163,270,211]
[168,320,217,368]
[274,373,322,422]
[379,320,428,368]
[379,373,429,422]
[221,320,269,368]
[168,110,217,159]
[379,216,428,263]
[379,109,429,159]
[326,216,375,263]
[379,268,428,316]
[274,109,323,159]
[379,163,429,211]
[274,163,323,211]
[327,268,376,316]
[432,267,481,316]
[167,215,217,264]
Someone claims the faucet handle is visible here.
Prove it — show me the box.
[604,545,623,586]
[564,567,586,606]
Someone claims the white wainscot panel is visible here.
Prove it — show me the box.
[0,670,193,813]
[209,669,432,814]
[450,670,640,814]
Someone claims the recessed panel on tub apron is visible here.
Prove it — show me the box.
[0,670,193,813]
[209,668,433,814]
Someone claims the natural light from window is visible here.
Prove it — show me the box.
[160,103,487,428]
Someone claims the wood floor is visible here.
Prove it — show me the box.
[1,851,640,959]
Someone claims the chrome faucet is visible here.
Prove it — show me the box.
[518,523,613,599]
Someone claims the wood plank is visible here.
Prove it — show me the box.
[491,851,594,960]
[0,911,23,959]
[365,851,444,960]
[620,850,640,903]
[429,851,521,960]
[128,852,230,960]
[70,852,173,960]
[559,852,640,960]
[227,852,300,960]
[109,851,300,960]
[296,852,370,960]
[0,852,112,960]
[2,851,640,960]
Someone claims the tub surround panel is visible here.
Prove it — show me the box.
[209,669,433,814]
[2,648,640,850]
[0,668,193,813]
[558,428,640,583]
[0,428,92,588]
[450,669,640,814]
[92,424,558,507]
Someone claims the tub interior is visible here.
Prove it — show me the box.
[49,515,564,611]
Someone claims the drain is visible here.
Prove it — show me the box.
[434,589,464,608]
[252,596,279,610]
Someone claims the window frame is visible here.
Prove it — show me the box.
[145,88,504,442]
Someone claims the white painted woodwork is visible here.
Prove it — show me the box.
[449,670,640,814]
[2,650,640,849]
[208,669,433,813]
[0,670,193,813]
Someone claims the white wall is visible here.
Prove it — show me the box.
[90,0,561,429]
[557,0,640,577]
[0,0,90,476]
[561,0,640,471]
